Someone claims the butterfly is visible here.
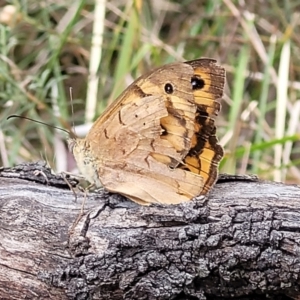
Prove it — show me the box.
[69,58,225,205]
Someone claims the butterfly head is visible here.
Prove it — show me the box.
[67,137,87,165]
[68,137,103,188]
[67,137,77,154]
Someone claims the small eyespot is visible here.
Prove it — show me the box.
[191,76,205,90]
[164,83,174,94]
[135,114,138,118]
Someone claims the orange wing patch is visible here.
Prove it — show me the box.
[180,59,225,194]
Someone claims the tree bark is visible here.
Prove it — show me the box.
[0,161,300,300]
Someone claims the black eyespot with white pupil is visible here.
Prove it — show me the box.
[164,83,174,94]
[191,76,205,90]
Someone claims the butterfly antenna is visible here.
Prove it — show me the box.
[7,115,70,136]
[69,87,76,136]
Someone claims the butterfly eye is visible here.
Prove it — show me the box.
[191,76,205,90]
[164,83,174,94]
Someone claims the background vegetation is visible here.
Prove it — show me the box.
[0,0,299,185]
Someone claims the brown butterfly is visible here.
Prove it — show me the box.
[69,58,225,205]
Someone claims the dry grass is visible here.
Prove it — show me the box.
[0,0,299,184]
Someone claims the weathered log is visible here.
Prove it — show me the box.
[0,161,300,300]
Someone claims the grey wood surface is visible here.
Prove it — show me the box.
[0,161,299,300]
